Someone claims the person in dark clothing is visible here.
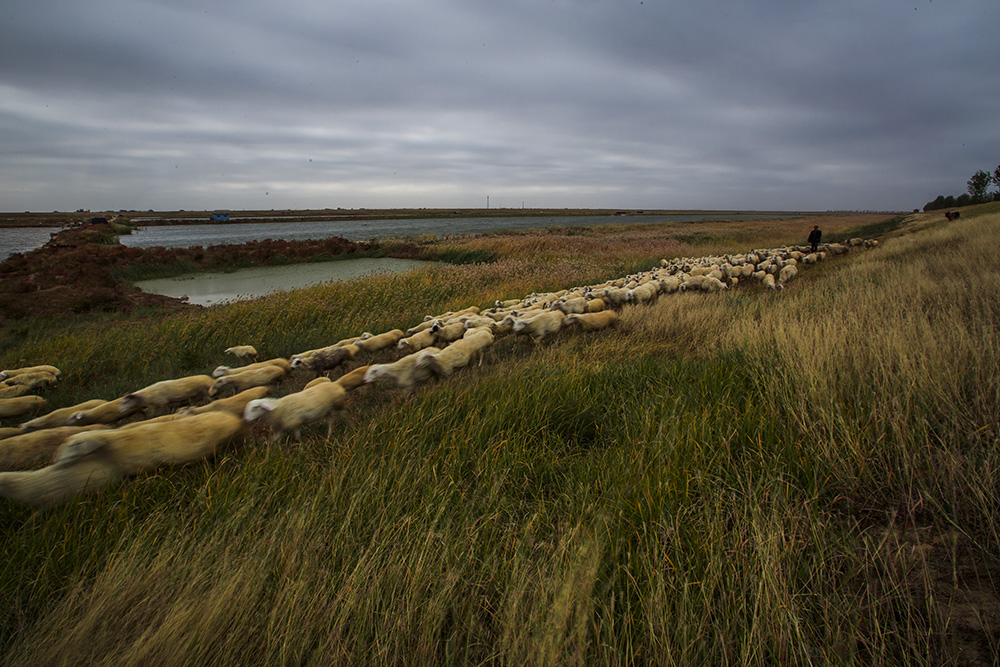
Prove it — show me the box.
[808,226,822,252]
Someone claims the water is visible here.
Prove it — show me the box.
[0,227,61,261]
[1,213,796,259]
[135,257,434,306]
[119,213,793,250]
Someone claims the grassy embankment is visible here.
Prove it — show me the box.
[2,209,998,665]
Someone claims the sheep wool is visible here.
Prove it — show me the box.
[120,375,215,416]
[417,330,494,378]
[244,381,349,442]
[0,427,22,441]
[212,358,292,379]
[397,328,437,354]
[209,364,287,397]
[0,396,48,421]
[354,329,405,354]
[68,397,142,426]
[1,371,59,389]
[0,424,109,471]
[224,345,258,361]
[563,310,619,332]
[0,365,62,382]
[335,365,372,392]
[290,345,357,375]
[551,297,588,315]
[54,412,244,475]
[364,349,441,390]
[19,399,108,432]
[182,386,272,417]
[512,310,566,343]
[0,385,31,400]
[0,456,120,509]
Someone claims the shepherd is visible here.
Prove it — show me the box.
[808,225,822,253]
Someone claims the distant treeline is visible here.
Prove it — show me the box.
[923,163,1000,211]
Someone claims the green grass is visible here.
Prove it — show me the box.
[1,212,997,665]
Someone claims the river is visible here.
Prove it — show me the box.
[1,213,795,260]
[118,213,793,250]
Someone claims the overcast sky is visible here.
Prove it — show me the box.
[2,0,997,213]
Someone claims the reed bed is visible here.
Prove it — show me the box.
[2,209,996,666]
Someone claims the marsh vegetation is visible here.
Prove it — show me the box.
[2,208,998,666]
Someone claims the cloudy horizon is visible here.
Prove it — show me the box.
[2,0,997,213]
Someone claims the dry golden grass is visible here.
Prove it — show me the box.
[4,208,998,666]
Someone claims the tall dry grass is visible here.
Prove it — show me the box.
[3,209,997,666]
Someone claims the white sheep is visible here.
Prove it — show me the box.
[0,455,119,509]
[19,399,107,432]
[681,275,727,293]
[563,310,619,332]
[224,345,258,362]
[431,320,467,345]
[512,310,566,344]
[1,371,59,390]
[211,358,292,379]
[0,396,49,421]
[304,365,371,392]
[290,345,358,376]
[762,274,777,290]
[68,397,143,426]
[778,264,798,285]
[119,375,215,416]
[397,327,438,354]
[0,365,62,383]
[658,277,682,294]
[243,381,350,442]
[625,282,658,305]
[405,319,437,336]
[0,385,31,400]
[209,364,287,397]
[0,424,108,471]
[415,328,494,378]
[353,329,405,354]
[462,315,498,330]
[332,365,372,392]
[181,386,271,417]
[551,297,588,315]
[601,287,629,307]
[54,412,244,474]
[364,348,441,390]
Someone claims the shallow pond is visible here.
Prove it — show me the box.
[136,257,434,306]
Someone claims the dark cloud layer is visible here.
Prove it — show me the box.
[1,0,997,212]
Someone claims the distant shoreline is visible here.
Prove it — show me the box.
[0,208,826,229]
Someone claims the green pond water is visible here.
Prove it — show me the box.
[136,257,434,306]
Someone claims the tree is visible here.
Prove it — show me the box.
[993,164,1000,200]
[967,170,992,204]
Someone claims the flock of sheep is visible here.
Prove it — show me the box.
[0,238,877,510]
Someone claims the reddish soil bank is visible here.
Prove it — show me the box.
[0,221,389,322]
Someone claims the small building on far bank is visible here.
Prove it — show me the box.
[210,212,230,221]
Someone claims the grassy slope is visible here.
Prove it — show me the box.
[1,209,998,665]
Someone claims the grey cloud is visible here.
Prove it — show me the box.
[1,0,998,212]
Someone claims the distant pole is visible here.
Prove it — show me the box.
[487,195,489,209]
